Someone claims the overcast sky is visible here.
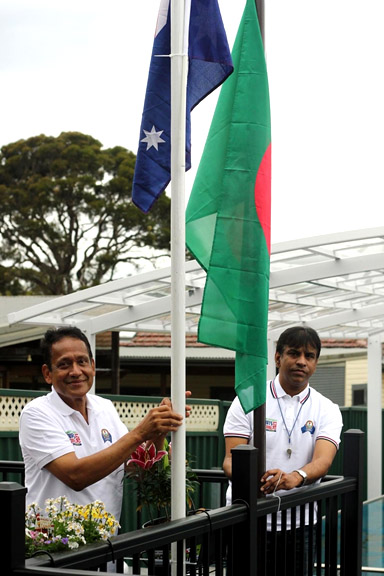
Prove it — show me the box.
[1,0,384,244]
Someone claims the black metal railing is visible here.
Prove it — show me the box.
[1,429,364,576]
[0,459,25,484]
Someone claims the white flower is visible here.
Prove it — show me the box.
[25,496,119,556]
[68,521,84,536]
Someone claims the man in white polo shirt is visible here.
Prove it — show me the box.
[223,326,343,574]
[19,326,187,523]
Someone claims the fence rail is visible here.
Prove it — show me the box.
[1,429,364,576]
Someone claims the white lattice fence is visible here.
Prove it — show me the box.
[114,400,219,431]
[0,396,33,431]
[0,395,219,432]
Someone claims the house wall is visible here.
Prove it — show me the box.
[345,357,368,406]
[343,356,384,407]
[105,364,236,402]
[118,371,169,396]
[187,370,235,401]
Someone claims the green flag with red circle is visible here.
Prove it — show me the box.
[186,0,271,414]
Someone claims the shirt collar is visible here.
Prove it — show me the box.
[49,387,78,415]
[49,387,103,416]
[49,386,100,416]
[270,374,310,403]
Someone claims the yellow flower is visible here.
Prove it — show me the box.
[25,498,120,557]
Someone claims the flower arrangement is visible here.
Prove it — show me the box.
[124,441,199,523]
[25,496,120,556]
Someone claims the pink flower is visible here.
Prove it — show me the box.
[126,443,167,470]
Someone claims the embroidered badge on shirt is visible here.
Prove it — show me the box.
[66,430,82,446]
[101,428,112,443]
[301,420,316,435]
[266,418,277,432]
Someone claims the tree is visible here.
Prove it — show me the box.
[0,132,170,295]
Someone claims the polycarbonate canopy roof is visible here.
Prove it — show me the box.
[6,226,384,345]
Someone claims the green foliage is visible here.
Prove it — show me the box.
[25,497,120,556]
[0,132,171,295]
[125,442,199,522]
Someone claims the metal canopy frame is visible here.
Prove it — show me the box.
[7,226,384,341]
[6,226,384,500]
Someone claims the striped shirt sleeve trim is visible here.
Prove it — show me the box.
[223,433,250,439]
[317,435,339,448]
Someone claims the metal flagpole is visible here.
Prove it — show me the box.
[170,0,189,573]
[255,0,265,44]
[253,0,267,496]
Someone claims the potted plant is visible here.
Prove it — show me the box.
[124,440,199,525]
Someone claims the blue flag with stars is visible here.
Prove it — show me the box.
[132,0,233,213]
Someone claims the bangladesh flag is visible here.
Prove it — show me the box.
[186,0,271,414]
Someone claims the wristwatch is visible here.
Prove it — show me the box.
[294,469,308,486]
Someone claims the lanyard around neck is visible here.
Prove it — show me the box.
[273,378,310,444]
[276,396,305,445]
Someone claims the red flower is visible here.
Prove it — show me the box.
[126,443,167,470]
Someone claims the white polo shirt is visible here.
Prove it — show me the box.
[19,388,128,521]
[224,375,343,522]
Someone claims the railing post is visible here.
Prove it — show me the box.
[0,481,27,574]
[340,429,364,576]
[231,445,258,576]
[0,482,27,576]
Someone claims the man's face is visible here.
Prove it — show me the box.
[42,337,95,407]
[275,343,318,395]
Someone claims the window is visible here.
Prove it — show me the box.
[352,384,367,406]
[309,366,345,406]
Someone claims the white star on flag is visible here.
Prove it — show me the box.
[141,126,166,151]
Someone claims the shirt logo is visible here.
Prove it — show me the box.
[301,420,316,435]
[101,428,112,443]
[266,418,277,432]
[66,430,82,446]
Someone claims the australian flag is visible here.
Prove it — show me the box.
[132,0,233,213]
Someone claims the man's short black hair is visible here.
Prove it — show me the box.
[41,327,93,369]
[276,326,321,359]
